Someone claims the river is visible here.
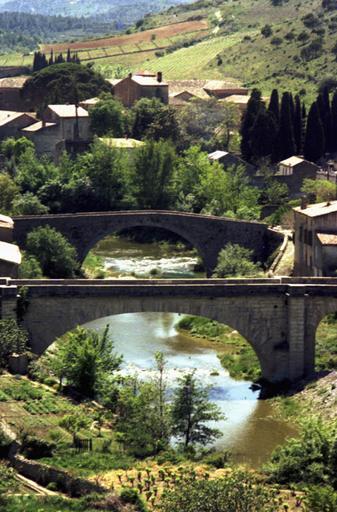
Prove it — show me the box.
[85,235,296,466]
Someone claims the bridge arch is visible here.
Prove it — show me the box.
[20,286,290,384]
[13,211,271,277]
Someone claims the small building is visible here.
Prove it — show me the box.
[0,76,29,111]
[79,97,100,110]
[108,72,168,107]
[277,156,319,177]
[0,214,14,244]
[44,105,91,140]
[22,104,91,158]
[293,200,337,276]
[0,241,21,278]
[208,150,256,175]
[0,110,36,140]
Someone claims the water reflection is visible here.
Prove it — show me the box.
[85,312,296,466]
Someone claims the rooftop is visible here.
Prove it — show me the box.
[317,233,337,245]
[279,156,305,167]
[203,80,245,91]
[48,105,89,118]
[208,150,229,160]
[0,76,29,88]
[0,241,21,265]
[0,214,13,229]
[294,200,337,218]
[22,121,57,132]
[131,75,167,87]
[221,94,250,104]
[99,137,144,149]
[0,111,34,127]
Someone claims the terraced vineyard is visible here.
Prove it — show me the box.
[144,32,252,79]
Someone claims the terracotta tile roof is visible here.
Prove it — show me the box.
[317,233,337,245]
[222,94,250,104]
[131,75,167,86]
[48,105,89,118]
[294,200,337,218]
[0,241,21,265]
[167,80,209,99]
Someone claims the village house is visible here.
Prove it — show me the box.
[208,150,256,175]
[22,104,91,158]
[0,76,29,111]
[202,80,248,99]
[0,110,36,140]
[0,215,21,278]
[108,71,169,107]
[293,200,337,276]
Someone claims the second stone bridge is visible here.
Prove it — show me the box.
[13,210,281,276]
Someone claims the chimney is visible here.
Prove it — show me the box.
[157,71,163,83]
[301,196,308,210]
[128,72,132,78]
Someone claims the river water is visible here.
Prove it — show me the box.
[85,236,296,466]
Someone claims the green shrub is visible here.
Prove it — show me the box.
[120,488,147,511]
[21,435,55,459]
[305,485,337,511]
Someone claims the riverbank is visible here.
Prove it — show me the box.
[176,316,260,382]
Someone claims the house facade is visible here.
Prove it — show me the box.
[0,111,36,140]
[109,72,169,107]
[0,76,29,111]
[294,201,337,276]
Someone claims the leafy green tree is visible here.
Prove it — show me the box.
[15,148,58,195]
[59,411,90,445]
[132,140,176,209]
[18,253,43,279]
[302,178,336,202]
[0,319,28,368]
[213,243,262,278]
[25,226,79,278]
[159,470,277,512]
[116,352,171,456]
[0,173,20,214]
[75,139,132,211]
[0,137,34,163]
[304,101,325,162]
[89,95,127,137]
[306,486,337,512]
[49,325,122,398]
[11,193,49,215]
[22,62,111,110]
[171,372,223,449]
[132,98,179,142]
[266,419,331,484]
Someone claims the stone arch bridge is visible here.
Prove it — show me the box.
[13,211,281,277]
[1,277,337,384]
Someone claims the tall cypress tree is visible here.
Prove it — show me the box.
[331,90,337,152]
[67,48,71,63]
[294,94,303,154]
[268,89,280,123]
[304,101,325,162]
[276,92,296,161]
[49,50,54,66]
[240,89,263,162]
[250,106,278,161]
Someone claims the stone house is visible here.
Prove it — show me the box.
[293,200,337,276]
[22,104,91,158]
[0,111,36,140]
[0,215,21,278]
[0,76,29,111]
[108,72,168,107]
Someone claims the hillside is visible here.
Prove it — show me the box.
[64,0,334,99]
